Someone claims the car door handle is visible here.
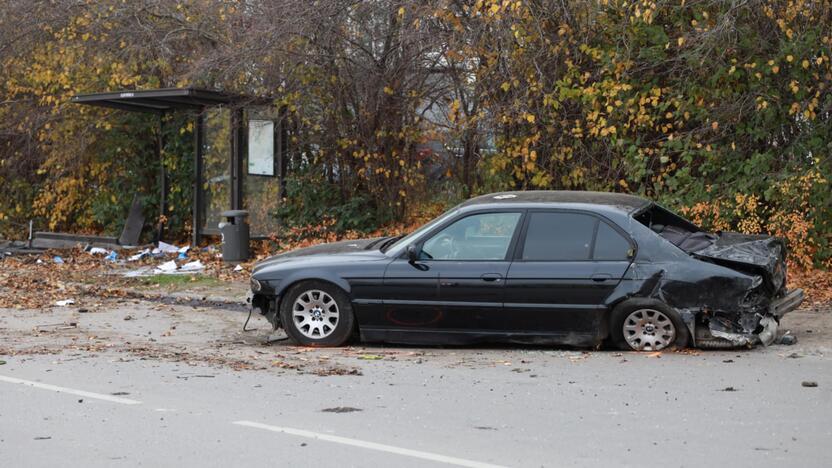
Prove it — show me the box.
[591,273,612,282]
[481,273,503,282]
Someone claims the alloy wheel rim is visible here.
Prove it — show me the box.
[293,289,340,339]
[623,308,676,351]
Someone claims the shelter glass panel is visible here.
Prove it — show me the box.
[243,107,283,236]
[201,107,231,233]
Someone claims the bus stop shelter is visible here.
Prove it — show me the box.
[71,88,286,245]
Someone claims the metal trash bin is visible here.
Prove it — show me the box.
[218,210,250,262]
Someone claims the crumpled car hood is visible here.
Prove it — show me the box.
[252,237,383,274]
[692,232,786,290]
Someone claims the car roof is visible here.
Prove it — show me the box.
[460,190,651,214]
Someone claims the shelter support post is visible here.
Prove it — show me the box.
[193,111,205,247]
[156,114,167,242]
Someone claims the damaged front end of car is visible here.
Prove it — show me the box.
[249,277,281,329]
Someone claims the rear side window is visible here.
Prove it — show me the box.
[520,212,632,261]
[594,221,631,260]
[521,212,596,260]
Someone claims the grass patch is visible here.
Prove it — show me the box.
[132,274,222,289]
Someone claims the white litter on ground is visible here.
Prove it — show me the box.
[55,299,75,306]
[180,260,204,272]
[155,260,178,273]
[154,242,180,254]
[128,248,151,262]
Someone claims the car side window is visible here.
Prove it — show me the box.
[593,221,631,260]
[521,212,596,261]
[421,212,522,260]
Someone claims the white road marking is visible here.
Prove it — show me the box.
[0,375,142,405]
[233,420,507,468]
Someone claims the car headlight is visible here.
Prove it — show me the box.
[250,277,263,292]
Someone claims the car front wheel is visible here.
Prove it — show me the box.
[609,300,689,351]
[279,281,355,347]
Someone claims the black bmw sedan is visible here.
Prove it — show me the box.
[249,191,803,351]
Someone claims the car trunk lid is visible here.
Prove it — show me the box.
[691,232,787,291]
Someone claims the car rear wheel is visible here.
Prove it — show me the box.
[280,281,355,347]
[610,300,689,351]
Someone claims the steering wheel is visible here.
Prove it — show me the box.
[429,233,459,259]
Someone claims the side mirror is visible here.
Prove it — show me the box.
[406,244,420,262]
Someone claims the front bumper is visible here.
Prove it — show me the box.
[770,288,804,318]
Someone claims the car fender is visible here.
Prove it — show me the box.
[274,269,352,298]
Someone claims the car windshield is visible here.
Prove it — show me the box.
[382,207,462,254]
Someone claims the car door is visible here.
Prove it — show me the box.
[381,211,524,334]
[504,210,634,335]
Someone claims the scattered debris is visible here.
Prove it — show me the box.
[234,264,244,272]
[801,381,818,388]
[155,242,180,254]
[105,251,118,262]
[110,392,130,396]
[357,354,383,360]
[721,386,738,392]
[34,436,51,441]
[777,334,798,345]
[128,248,151,262]
[474,426,498,431]
[177,246,190,259]
[155,260,178,273]
[787,352,803,359]
[142,259,205,275]
[180,260,204,272]
[54,299,75,306]
[36,321,78,330]
[321,406,362,413]
[53,256,64,264]
[124,315,134,321]
[88,247,109,255]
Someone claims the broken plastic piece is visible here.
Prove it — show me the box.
[778,334,798,346]
[53,256,64,264]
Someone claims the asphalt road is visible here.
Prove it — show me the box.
[1,300,831,467]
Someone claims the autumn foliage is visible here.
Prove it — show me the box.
[1,0,830,267]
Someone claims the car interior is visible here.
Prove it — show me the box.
[635,204,717,252]
[421,212,521,260]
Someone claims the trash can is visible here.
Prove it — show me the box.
[218,210,250,262]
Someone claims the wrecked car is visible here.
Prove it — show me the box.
[250,191,803,351]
